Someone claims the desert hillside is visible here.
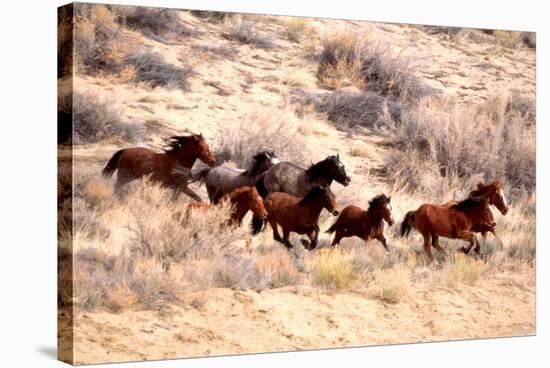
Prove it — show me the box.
[58,4,535,365]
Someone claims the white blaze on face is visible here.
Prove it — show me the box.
[270,157,280,165]
[499,189,508,208]
[386,203,392,212]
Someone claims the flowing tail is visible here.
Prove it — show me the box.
[399,210,416,237]
[251,174,268,235]
[102,149,124,178]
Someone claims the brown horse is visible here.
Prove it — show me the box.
[326,194,394,252]
[400,184,508,262]
[185,186,268,226]
[264,186,339,250]
[443,181,509,242]
[102,134,216,201]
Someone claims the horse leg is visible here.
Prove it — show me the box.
[431,234,446,256]
[270,221,284,244]
[307,228,319,250]
[331,230,344,247]
[178,186,203,202]
[458,230,477,255]
[375,234,390,254]
[422,232,433,263]
[282,228,293,249]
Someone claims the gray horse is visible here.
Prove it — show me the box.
[252,154,351,234]
[195,151,279,203]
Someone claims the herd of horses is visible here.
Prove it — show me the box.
[102,133,509,262]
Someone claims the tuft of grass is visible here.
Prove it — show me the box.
[494,30,524,49]
[117,6,193,37]
[64,91,144,143]
[74,3,130,75]
[444,253,486,289]
[128,50,193,90]
[256,247,301,288]
[312,248,358,290]
[281,17,309,43]
[371,267,410,304]
[318,29,433,101]
[214,107,310,167]
[223,15,273,49]
[192,43,238,60]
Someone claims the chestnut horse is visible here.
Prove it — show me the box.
[102,134,216,201]
[443,181,509,244]
[264,186,339,250]
[184,186,268,226]
[326,194,394,252]
[400,183,509,262]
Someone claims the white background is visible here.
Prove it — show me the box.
[0,0,547,366]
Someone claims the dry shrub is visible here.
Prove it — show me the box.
[74,4,130,74]
[65,91,144,143]
[494,30,524,48]
[371,267,410,303]
[312,248,358,290]
[116,6,192,38]
[383,93,535,198]
[128,50,193,90]
[255,247,301,287]
[281,17,309,43]
[522,32,536,49]
[318,30,432,100]
[192,43,238,60]
[58,6,73,77]
[214,107,310,167]
[444,253,486,289]
[317,90,402,130]
[223,15,273,49]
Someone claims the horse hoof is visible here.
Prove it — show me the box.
[461,247,469,254]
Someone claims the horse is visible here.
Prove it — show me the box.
[252,154,351,234]
[326,194,394,252]
[399,186,507,262]
[264,186,340,250]
[184,186,268,226]
[102,134,216,201]
[442,181,509,244]
[194,151,279,204]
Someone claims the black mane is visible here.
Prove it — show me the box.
[299,186,330,205]
[245,151,272,176]
[306,156,336,180]
[163,135,199,153]
[368,194,390,211]
[452,195,488,210]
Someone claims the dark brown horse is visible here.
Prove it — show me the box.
[184,186,268,226]
[400,183,508,262]
[264,186,339,250]
[326,194,394,252]
[102,134,216,201]
[443,181,509,242]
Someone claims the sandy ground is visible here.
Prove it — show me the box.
[63,8,536,365]
[61,269,534,365]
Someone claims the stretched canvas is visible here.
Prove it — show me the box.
[58,2,536,365]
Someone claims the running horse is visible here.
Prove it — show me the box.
[102,134,216,201]
[252,154,351,234]
[326,194,394,252]
[399,182,509,262]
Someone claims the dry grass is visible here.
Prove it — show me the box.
[444,253,486,289]
[62,90,144,143]
[128,50,193,90]
[312,248,359,290]
[222,15,273,49]
[117,6,193,38]
[255,247,301,287]
[370,267,410,303]
[214,107,310,167]
[382,93,535,198]
[494,30,524,49]
[280,17,310,43]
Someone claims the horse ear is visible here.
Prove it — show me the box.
[388,196,391,202]
[337,153,340,159]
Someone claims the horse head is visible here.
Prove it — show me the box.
[369,194,394,226]
[308,155,351,187]
[250,151,280,176]
[303,186,339,216]
[471,181,508,215]
[247,186,268,220]
[165,133,216,167]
